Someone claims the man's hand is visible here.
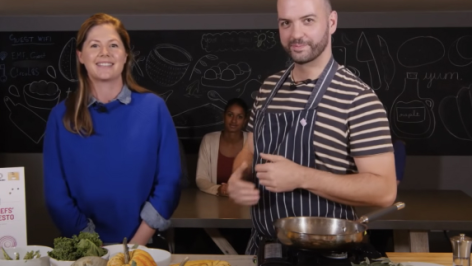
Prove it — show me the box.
[255,153,304,193]
[217,183,229,197]
[228,162,260,205]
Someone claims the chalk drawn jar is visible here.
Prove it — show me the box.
[390,72,436,139]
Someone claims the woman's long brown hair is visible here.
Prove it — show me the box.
[63,13,148,136]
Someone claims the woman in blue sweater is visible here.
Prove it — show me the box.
[43,13,181,245]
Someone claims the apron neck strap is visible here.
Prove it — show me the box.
[260,56,338,112]
[305,56,338,109]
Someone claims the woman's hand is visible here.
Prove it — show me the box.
[218,183,229,197]
[129,221,156,245]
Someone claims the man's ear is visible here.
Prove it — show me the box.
[329,10,338,35]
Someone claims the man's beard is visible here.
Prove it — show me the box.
[283,27,330,65]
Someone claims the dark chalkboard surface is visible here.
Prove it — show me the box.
[1,28,472,155]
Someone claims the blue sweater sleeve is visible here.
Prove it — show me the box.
[393,141,407,181]
[143,99,181,222]
[43,108,89,237]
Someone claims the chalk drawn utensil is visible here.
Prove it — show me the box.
[0,64,7,82]
[4,96,47,144]
[208,90,228,105]
[243,78,263,100]
[377,35,396,90]
[356,32,381,90]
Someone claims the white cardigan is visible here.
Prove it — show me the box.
[196,131,248,195]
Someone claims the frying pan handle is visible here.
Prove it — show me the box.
[357,202,405,224]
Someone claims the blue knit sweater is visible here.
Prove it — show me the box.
[43,91,181,243]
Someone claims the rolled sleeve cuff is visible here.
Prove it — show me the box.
[140,201,171,231]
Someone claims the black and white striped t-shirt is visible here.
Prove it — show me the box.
[248,66,393,174]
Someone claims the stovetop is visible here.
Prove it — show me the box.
[257,241,385,266]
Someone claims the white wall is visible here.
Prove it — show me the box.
[1,12,472,246]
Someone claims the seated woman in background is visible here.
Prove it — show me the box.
[196,98,249,196]
[43,13,181,246]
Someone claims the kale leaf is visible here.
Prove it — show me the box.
[47,232,106,261]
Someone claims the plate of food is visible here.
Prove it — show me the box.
[47,232,108,266]
[1,245,52,266]
[352,258,445,266]
[402,263,444,266]
[104,239,171,266]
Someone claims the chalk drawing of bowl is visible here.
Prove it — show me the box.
[146,43,193,87]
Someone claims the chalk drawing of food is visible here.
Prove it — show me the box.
[24,80,61,110]
[0,235,17,248]
[58,38,78,82]
[145,43,193,87]
[201,61,251,89]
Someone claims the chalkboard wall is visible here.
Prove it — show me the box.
[1,28,472,155]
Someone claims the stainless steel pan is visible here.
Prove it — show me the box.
[274,202,405,250]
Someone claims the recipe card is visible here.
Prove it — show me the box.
[0,167,27,248]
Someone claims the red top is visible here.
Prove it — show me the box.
[217,150,235,184]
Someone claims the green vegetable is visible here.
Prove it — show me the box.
[351,257,407,266]
[1,247,12,260]
[23,250,41,260]
[47,232,107,261]
[0,247,41,260]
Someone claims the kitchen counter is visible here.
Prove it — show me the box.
[170,253,461,266]
[170,188,472,253]
[172,188,472,230]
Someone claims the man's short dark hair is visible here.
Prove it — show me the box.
[325,0,333,12]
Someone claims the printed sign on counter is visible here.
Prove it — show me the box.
[0,167,27,248]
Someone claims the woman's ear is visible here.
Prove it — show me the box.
[77,50,84,64]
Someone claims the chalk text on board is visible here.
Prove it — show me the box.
[9,34,53,46]
[11,51,46,60]
[10,67,40,78]
[423,72,460,88]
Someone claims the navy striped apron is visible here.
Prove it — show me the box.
[245,57,356,255]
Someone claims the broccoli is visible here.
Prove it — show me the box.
[47,232,107,261]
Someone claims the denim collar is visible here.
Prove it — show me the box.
[87,84,132,107]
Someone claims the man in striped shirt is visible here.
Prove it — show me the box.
[227,0,397,255]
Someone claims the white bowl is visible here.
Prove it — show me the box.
[103,244,171,266]
[48,249,109,266]
[0,245,53,266]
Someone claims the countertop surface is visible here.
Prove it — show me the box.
[171,188,472,230]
